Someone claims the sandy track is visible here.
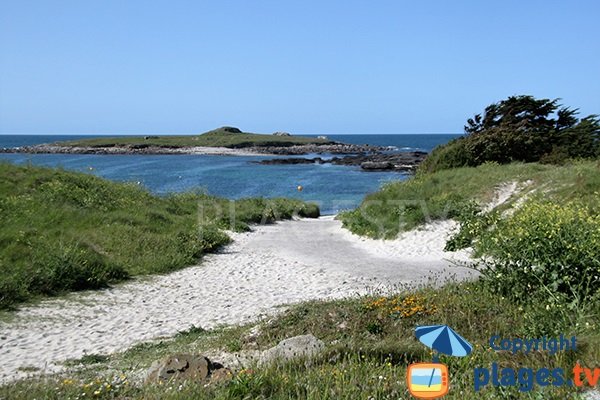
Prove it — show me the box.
[0,217,474,382]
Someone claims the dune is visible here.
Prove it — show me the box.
[0,216,475,382]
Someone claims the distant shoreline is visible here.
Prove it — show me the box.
[0,142,385,156]
[0,143,428,172]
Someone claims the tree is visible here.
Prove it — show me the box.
[420,95,600,173]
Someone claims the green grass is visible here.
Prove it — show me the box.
[3,280,597,399]
[338,160,600,239]
[0,162,319,309]
[3,160,600,398]
[54,127,332,149]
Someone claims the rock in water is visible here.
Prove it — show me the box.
[259,334,325,364]
[360,161,394,170]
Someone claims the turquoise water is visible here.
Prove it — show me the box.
[0,134,459,214]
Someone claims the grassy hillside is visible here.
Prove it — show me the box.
[339,161,600,239]
[54,127,331,149]
[0,163,319,309]
[4,282,597,399]
[340,158,600,305]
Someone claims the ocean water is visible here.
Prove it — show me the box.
[0,134,459,214]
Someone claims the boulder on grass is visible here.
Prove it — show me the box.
[145,353,231,384]
[259,334,325,365]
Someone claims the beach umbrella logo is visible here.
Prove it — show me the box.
[415,324,473,359]
[407,325,472,399]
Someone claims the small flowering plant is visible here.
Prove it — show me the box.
[476,199,600,300]
[364,295,437,319]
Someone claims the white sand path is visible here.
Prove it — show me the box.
[0,216,474,382]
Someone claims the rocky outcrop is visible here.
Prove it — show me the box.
[203,334,326,371]
[256,151,427,172]
[0,143,385,156]
[145,353,232,384]
[272,131,291,136]
[253,143,384,155]
[144,335,324,385]
[0,145,181,155]
[360,161,394,170]
[259,334,325,365]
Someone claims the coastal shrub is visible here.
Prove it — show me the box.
[475,200,600,300]
[444,205,499,252]
[0,163,319,309]
[28,241,128,294]
[194,196,320,232]
[339,162,544,239]
[342,161,600,240]
[0,240,127,308]
[420,95,600,173]
[338,175,471,239]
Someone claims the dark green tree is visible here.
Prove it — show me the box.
[420,95,600,173]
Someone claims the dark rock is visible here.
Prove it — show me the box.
[145,353,209,383]
[255,151,427,172]
[253,143,382,155]
[361,161,394,170]
[145,353,232,384]
[258,157,323,165]
[127,144,151,150]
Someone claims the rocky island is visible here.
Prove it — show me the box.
[0,127,382,155]
[0,126,427,171]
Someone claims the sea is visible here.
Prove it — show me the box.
[0,134,460,215]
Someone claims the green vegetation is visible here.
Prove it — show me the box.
[4,161,598,399]
[3,98,600,398]
[0,163,319,309]
[420,95,600,173]
[339,161,600,239]
[55,127,331,149]
[3,281,597,399]
[339,158,600,299]
[332,109,600,397]
[472,199,600,301]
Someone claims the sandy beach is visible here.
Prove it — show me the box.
[0,216,473,383]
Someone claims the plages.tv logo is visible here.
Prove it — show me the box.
[407,325,473,399]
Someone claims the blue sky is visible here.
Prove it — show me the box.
[1,1,599,134]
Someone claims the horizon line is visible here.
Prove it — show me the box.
[0,132,463,136]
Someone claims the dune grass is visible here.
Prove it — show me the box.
[3,161,600,398]
[338,160,600,239]
[3,279,597,399]
[0,162,319,310]
[54,127,331,149]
